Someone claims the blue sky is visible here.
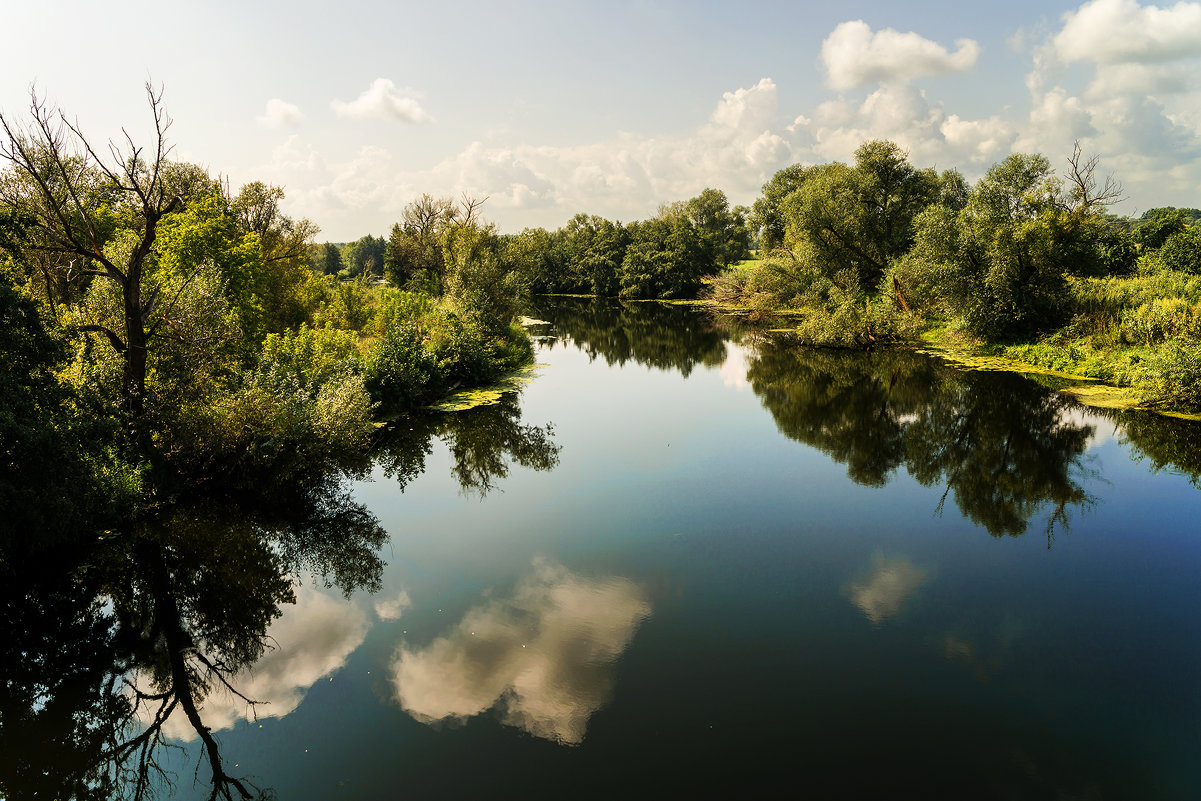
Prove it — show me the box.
[4,0,1200,240]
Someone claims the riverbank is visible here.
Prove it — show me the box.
[701,253,1201,419]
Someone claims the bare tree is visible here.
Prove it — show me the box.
[1065,140,1123,214]
[0,83,182,435]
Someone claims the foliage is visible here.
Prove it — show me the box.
[1152,226,1201,275]
[1141,337,1201,412]
[260,323,363,389]
[341,234,386,279]
[896,153,1075,338]
[1134,207,1190,251]
[313,241,345,275]
[750,164,811,253]
[780,141,944,293]
[364,291,533,414]
[619,215,705,299]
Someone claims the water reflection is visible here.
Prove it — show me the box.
[391,558,651,745]
[1,387,560,799]
[845,553,931,624]
[0,472,386,801]
[150,586,370,741]
[374,589,413,621]
[1103,408,1201,487]
[526,296,728,377]
[374,392,561,497]
[746,344,1097,538]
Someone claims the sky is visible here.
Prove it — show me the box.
[3,0,1201,241]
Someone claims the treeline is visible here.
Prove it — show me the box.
[716,140,1201,412]
[317,188,752,301]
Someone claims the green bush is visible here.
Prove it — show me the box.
[260,324,363,390]
[1154,227,1201,275]
[1142,337,1201,412]
[364,322,439,413]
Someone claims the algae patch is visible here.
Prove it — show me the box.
[425,363,546,413]
[915,341,1161,414]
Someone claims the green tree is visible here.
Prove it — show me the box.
[1134,208,1189,251]
[781,141,941,292]
[751,164,812,253]
[342,234,386,279]
[316,241,344,275]
[901,152,1074,337]
[681,188,751,270]
[619,215,705,299]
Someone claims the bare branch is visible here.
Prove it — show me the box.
[1066,140,1123,213]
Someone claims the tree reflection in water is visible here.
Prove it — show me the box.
[746,342,1097,539]
[374,392,560,497]
[0,393,559,800]
[526,296,729,377]
[528,297,1105,540]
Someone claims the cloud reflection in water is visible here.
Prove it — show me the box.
[391,558,651,745]
[152,586,369,740]
[846,553,930,624]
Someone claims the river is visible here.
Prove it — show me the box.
[18,297,1201,800]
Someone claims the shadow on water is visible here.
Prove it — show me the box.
[0,391,559,800]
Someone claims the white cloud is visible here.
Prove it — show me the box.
[255,61,1201,240]
[845,554,930,624]
[710,78,779,130]
[791,84,1015,169]
[1055,0,1201,64]
[1015,2,1201,205]
[256,98,302,129]
[821,21,981,91]
[390,558,650,745]
[331,78,434,123]
[1088,62,1196,96]
[267,78,796,237]
[140,587,370,741]
[375,588,412,621]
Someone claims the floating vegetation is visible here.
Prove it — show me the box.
[910,340,1201,417]
[425,364,546,413]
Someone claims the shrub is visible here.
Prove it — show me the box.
[1142,337,1201,412]
[260,324,363,390]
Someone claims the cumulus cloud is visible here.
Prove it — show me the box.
[375,589,412,621]
[1014,1,1201,202]
[264,77,796,238]
[252,57,1201,240]
[1088,62,1195,95]
[331,78,434,123]
[1054,0,1201,64]
[142,587,370,741]
[845,554,930,624]
[821,21,981,90]
[791,83,1015,168]
[390,558,651,745]
[256,98,302,129]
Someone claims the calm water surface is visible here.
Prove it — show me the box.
[169,298,1201,799]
